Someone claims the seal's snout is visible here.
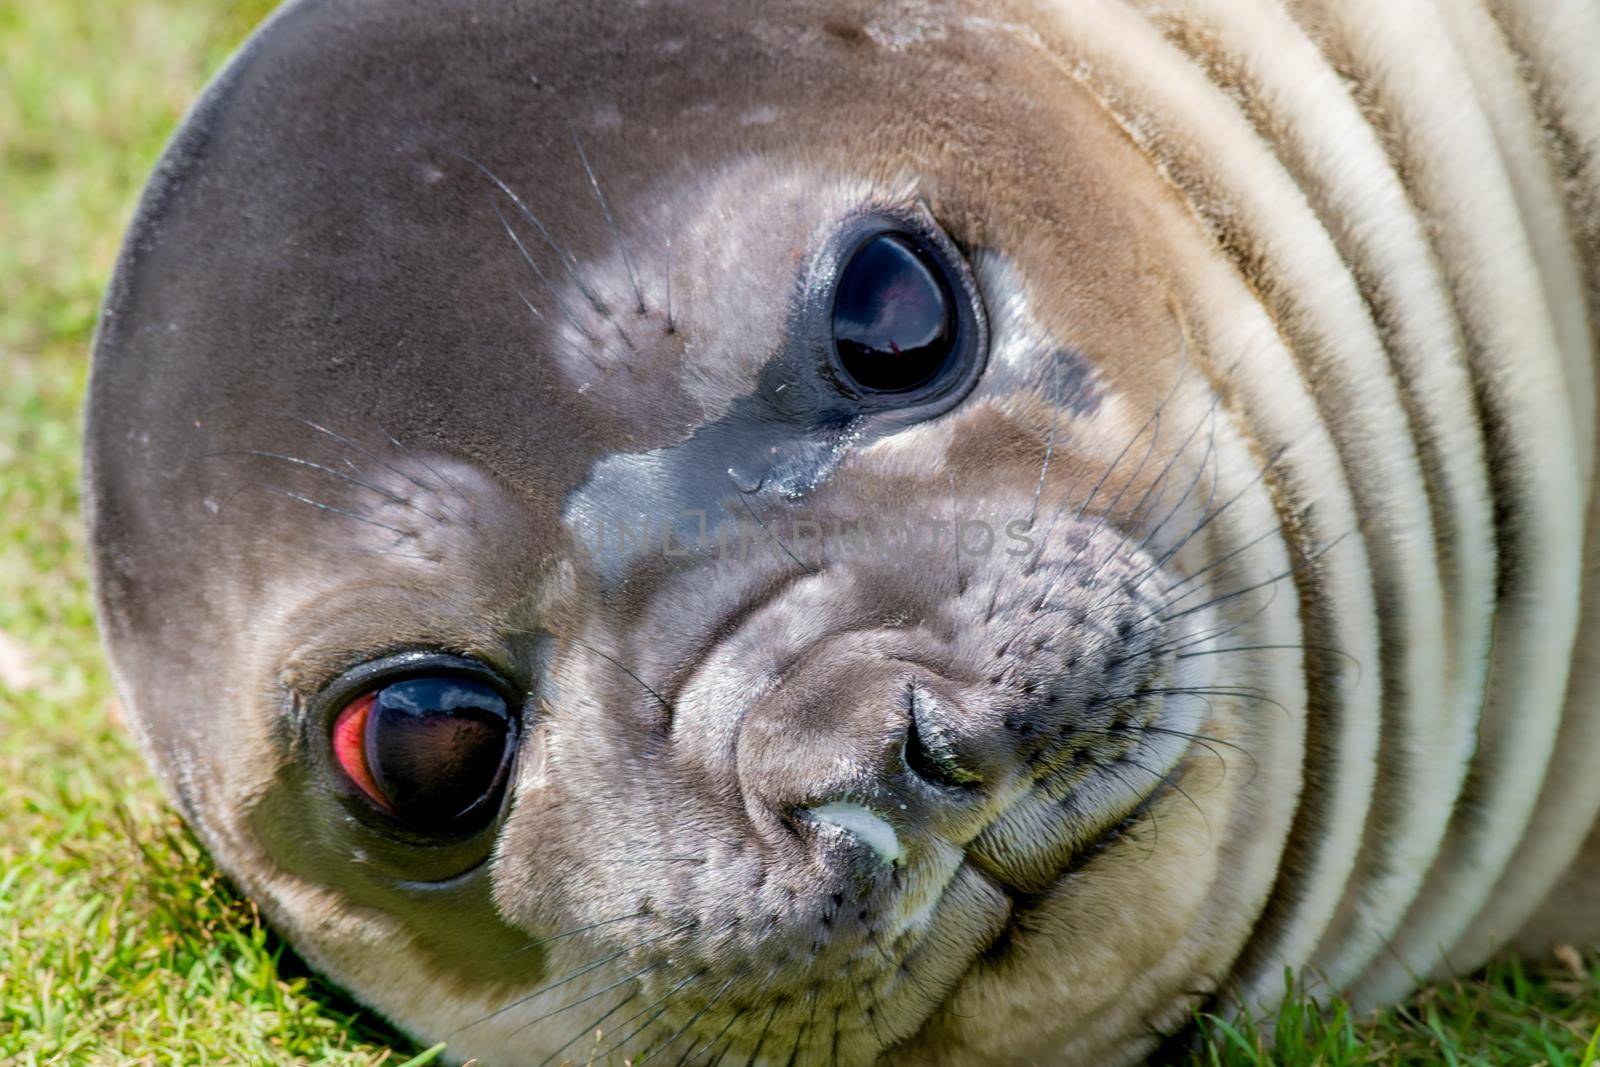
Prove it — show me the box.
[734,652,952,823]
[735,639,1104,862]
[732,651,988,847]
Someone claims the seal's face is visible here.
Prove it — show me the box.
[89,1,1311,1063]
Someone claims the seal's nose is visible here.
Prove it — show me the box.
[736,640,1068,857]
[897,681,996,788]
[735,653,929,821]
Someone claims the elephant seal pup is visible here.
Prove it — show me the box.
[86,0,1600,1063]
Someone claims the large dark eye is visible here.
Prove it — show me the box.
[332,672,515,833]
[832,233,958,395]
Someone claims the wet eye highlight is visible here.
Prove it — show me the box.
[832,233,958,395]
[331,670,515,833]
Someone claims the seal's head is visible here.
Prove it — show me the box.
[87,1,1315,1063]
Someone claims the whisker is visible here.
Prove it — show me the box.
[286,415,458,503]
[509,959,665,1038]
[511,286,584,373]
[532,985,647,1067]
[636,973,741,1065]
[1029,344,1186,577]
[511,629,673,716]
[1084,404,1221,617]
[1077,366,1189,536]
[741,998,783,1067]
[244,483,410,537]
[1077,723,1245,784]
[515,288,545,322]
[592,969,710,1065]
[1135,583,1285,657]
[1066,402,1164,560]
[779,998,808,1067]
[1152,533,1348,627]
[374,419,477,516]
[1132,725,1248,786]
[1025,349,1064,530]
[1129,402,1219,556]
[1126,445,1286,595]
[204,449,451,523]
[692,1003,749,1067]
[847,955,889,1052]
[1156,524,1284,605]
[690,957,784,1067]
[1177,642,1362,684]
[1097,761,1162,857]
[1033,367,1188,590]
[319,545,436,560]
[450,149,608,312]
[477,181,636,355]
[735,491,818,576]
[664,228,677,335]
[569,636,674,715]
[1114,392,1217,551]
[487,194,601,347]
[570,120,646,314]
[457,921,696,1036]
[1139,685,1292,719]
[1024,407,1145,578]
[514,910,653,955]
[1118,754,1212,851]
[207,482,431,560]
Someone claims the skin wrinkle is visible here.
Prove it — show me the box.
[984,7,1428,1007]
[1120,0,1495,1002]
[1471,0,1600,966]
[82,0,1600,1064]
[1285,0,1582,1009]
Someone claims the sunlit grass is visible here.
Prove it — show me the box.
[1,1,1597,1063]
[0,1,422,1060]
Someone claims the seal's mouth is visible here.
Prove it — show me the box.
[800,712,1201,1066]
[801,706,1197,894]
[890,702,1198,936]
[900,758,1186,1020]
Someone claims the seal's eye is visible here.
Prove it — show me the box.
[832,233,958,395]
[331,673,514,832]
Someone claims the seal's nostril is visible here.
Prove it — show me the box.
[904,714,959,787]
[902,686,982,788]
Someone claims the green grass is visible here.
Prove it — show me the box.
[1,1,1599,1063]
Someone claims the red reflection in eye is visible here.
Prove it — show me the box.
[332,691,391,812]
